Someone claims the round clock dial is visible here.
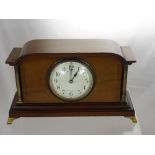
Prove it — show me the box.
[49,60,94,101]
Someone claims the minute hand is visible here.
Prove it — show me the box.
[70,67,79,82]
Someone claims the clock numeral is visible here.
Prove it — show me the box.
[83,72,86,76]
[85,79,88,83]
[56,72,60,77]
[54,79,58,83]
[78,90,81,94]
[57,86,60,90]
[69,64,74,70]
[84,85,86,90]
[62,67,66,71]
[69,92,73,97]
[62,90,65,94]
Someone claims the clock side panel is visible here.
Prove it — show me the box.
[19,54,122,103]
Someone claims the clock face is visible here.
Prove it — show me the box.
[49,59,94,101]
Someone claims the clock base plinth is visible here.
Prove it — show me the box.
[7,91,136,124]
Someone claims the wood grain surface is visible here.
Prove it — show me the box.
[20,53,123,103]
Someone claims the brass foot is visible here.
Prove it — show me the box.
[7,118,14,124]
[130,116,137,124]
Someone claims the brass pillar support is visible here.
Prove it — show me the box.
[121,64,128,102]
[7,118,14,124]
[15,66,23,104]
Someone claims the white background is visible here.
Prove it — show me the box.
[0,0,155,136]
[0,19,154,135]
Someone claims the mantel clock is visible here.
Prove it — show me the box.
[6,39,137,124]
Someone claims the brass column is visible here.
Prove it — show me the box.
[15,66,23,104]
[121,64,128,102]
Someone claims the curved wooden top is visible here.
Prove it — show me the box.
[6,39,136,65]
[21,39,123,56]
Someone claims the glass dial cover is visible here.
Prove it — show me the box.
[49,60,94,101]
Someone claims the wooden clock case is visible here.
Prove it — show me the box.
[6,39,137,124]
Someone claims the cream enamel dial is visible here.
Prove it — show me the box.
[49,60,94,101]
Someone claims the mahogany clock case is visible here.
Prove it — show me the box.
[6,39,136,123]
